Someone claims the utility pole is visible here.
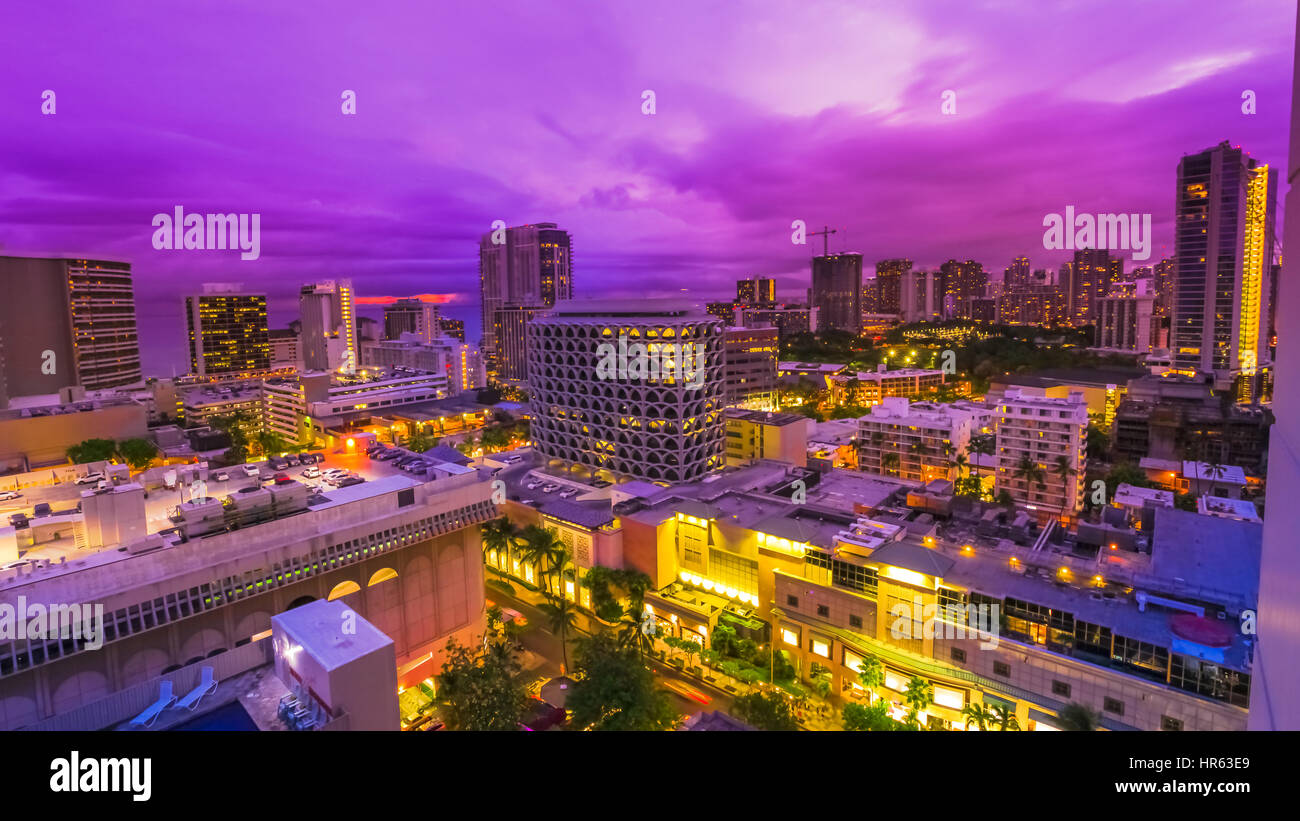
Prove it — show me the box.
[808,226,837,257]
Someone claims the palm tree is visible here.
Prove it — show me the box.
[881,452,901,477]
[970,433,995,458]
[517,524,561,592]
[1053,454,1076,520]
[856,656,883,702]
[1057,702,1100,731]
[903,676,932,729]
[537,593,579,673]
[1013,457,1046,504]
[480,517,519,573]
[961,703,996,731]
[990,702,1021,731]
[954,451,970,478]
[618,603,656,660]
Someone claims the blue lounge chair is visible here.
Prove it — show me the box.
[130,680,176,728]
[175,666,217,711]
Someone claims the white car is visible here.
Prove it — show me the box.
[0,491,21,502]
[302,467,321,479]
[75,472,106,485]
[213,471,229,482]
[242,464,261,477]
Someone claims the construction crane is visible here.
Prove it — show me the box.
[809,225,837,256]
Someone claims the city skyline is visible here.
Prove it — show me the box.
[1,1,1293,375]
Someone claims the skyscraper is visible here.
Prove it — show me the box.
[383,298,441,343]
[900,269,942,323]
[1004,256,1032,290]
[1068,248,1112,326]
[0,256,142,395]
[939,259,986,319]
[736,276,776,304]
[1172,141,1278,400]
[810,253,863,334]
[871,258,911,315]
[526,298,725,482]
[185,284,272,378]
[478,222,573,384]
[299,279,357,372]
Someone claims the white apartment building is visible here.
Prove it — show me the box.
[857,397,973,482]
[361,333,486,396]
[262,369,450,443]
[993,388,1088,515]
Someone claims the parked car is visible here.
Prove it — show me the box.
[337,476,365,488]
[273,475,295,486]
[298,453,317,465]
[32,502,52,517]
[96,480,111,491]
[8,513,29,529]
[302,467,321,479]
[242,464,261,477]
[541,484,559,493]
[0,490,21,502]
[213,471,229,481]
[559,488,579,499]
[286,454,301,466]
[75,472,105,485]
[376,450,401,461]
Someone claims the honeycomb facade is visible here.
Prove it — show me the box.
[526,300,726,482]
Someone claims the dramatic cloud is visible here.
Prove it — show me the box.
[0,0,1292,374]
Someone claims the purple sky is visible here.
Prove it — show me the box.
[1,0,1294,375]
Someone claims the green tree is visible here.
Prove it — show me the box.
[67,438,117,464]
[254,430,287,457]
[537,592,579,674]
[117,438,159,471]
[480,516,519,571]
[856,655,884,697]
[961,703,996,731]
[844,700,898,731]
[1057,702,1100,731]
[990,702,1020,731]
[903,676,932,729]
[567,631,676,731]
[731,691,798,731]
[1085,424,1111,461]
[434,637,529,731]
[406,429,439,453]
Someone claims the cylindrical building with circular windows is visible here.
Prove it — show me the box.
[526,299,726,483]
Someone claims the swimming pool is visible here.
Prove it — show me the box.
[172,699,259,731]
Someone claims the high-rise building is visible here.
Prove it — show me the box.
[900,269,942,323]
[723,326,778,410]
[383,298,442,343]
[0,256,142,395]
[493,305,543,385]
[527,299,725,483]
[299,279,357,372]
[993,388,1087,516]
[811,253,863,334]
[1004,256,1032,290]
[868,259,910,315]
[1095,294,1157,353]
[361,333,485,395]
[1153,257,1175,319]
[478,222,573,383]
[857,397,973,483]
[993,285,1066,327]
[939,259,986,320]
[1173,141,1278,401]
[707,301,738,325]
[736,277,776,305]
[1067,248,1112,327]
[269,328,301,370]
[185,284,272,378]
